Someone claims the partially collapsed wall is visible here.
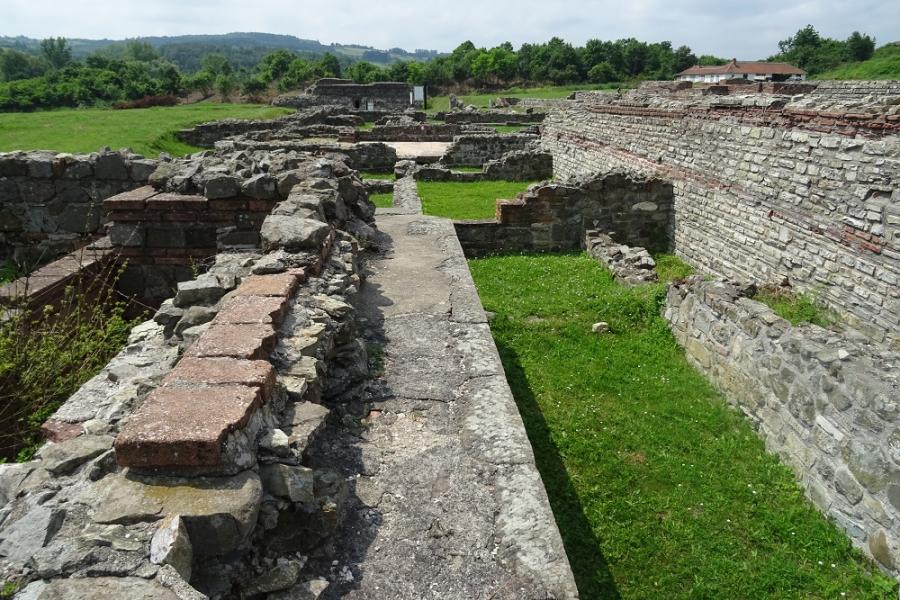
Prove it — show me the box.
[543,83,900,347]
[0,150,156,266]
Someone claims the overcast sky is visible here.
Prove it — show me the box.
[2,0,897,58]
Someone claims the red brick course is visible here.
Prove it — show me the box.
[165,357,277,398]
[232,273,302,298]
[186,323,278,360]
[114,384,265,468]
[214,295,290,326]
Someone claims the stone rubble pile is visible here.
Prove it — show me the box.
[584,230,658,285]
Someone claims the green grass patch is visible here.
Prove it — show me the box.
[654,253,695,283]
[469,252,894,599]
[492,124,530,134]
[359,171,395,180]
[417,180,535,220]
[357,122,376,131]
[816,43,900,80]
[369,193,393,208]
[753,287,836,327]
[0,103,293,157]
[449,166,484,173]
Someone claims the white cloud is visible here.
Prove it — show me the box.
[0,0,896,58]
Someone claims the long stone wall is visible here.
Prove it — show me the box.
[0,150,156,266]
[543,85,900,347]
[666,277,900,574]
[441,133,540,166]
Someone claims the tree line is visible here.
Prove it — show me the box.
[0,25,882,112]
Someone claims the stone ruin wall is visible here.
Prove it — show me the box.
[0,151,156,266]
[542,84,900,348]
[540,81,900,574]
[0,149,379,599]
[440,133,540,167]
[455,172,673,257]
[666,277,900,574]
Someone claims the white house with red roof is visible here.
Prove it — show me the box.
[676,59,807,83]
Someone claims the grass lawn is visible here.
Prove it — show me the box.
[469,252,895,599]
[418,180,536,220]
[369,192,393,208]
[449,166,483,173]
[427,84,617,113]
[816,44,900,80]
[0,103,293,157]
[359,171,395,180]
[492,124,530,133]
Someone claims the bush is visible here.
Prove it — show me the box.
[0,259,140,461]
[113,94,179,109]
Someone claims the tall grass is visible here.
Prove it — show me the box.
[0,258,140,461]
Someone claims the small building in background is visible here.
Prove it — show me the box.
[676,59,806,83]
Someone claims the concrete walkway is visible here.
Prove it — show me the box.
[314,210,578,599]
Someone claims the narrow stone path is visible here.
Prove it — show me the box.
[312,211,578,599]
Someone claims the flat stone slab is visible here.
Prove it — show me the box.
[114,384,265,468]
[165,357,276,397]
[89,470,262,556]
[313,214,578,598]
[19,577,181,600]
[186,323,277,360]
[233,273,302,298]
[214,294,290,325]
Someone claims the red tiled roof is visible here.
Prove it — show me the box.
[677,59,806,76]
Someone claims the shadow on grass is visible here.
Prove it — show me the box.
[495,338,621,599]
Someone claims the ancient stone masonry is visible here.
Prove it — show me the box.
[0,148,377,598]
[273,79,418,112]
[666,277,900,574]
[543,83,900,347]
[215,139,399,173]
[176,106,366,148]
[410,149,552,183]
[0,150,156,266]
[347,122,494,143]
[438,110,546,125]
[440,132,541,167]
[584,231,658,285]
[455,172,673,257]
[104,149,376,303]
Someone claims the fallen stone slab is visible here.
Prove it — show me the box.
[90,470,262,556]
[261,215,331,252]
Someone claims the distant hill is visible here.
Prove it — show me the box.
[0,32,442,71]
[814,42,900,80]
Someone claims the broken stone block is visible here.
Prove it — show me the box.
[261,215,331,253]
[260,429,291,458]
[90,470,262,557]
[174,273,230,308]
[591,322,610,334]
[268,578,330,600]
[150,514,193,582]
[241,558,303,596]
[36,434,114,476]
[260,463,315,504]
[173,305,218,337]
[284,402,330,453]
[0,504,65,565]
